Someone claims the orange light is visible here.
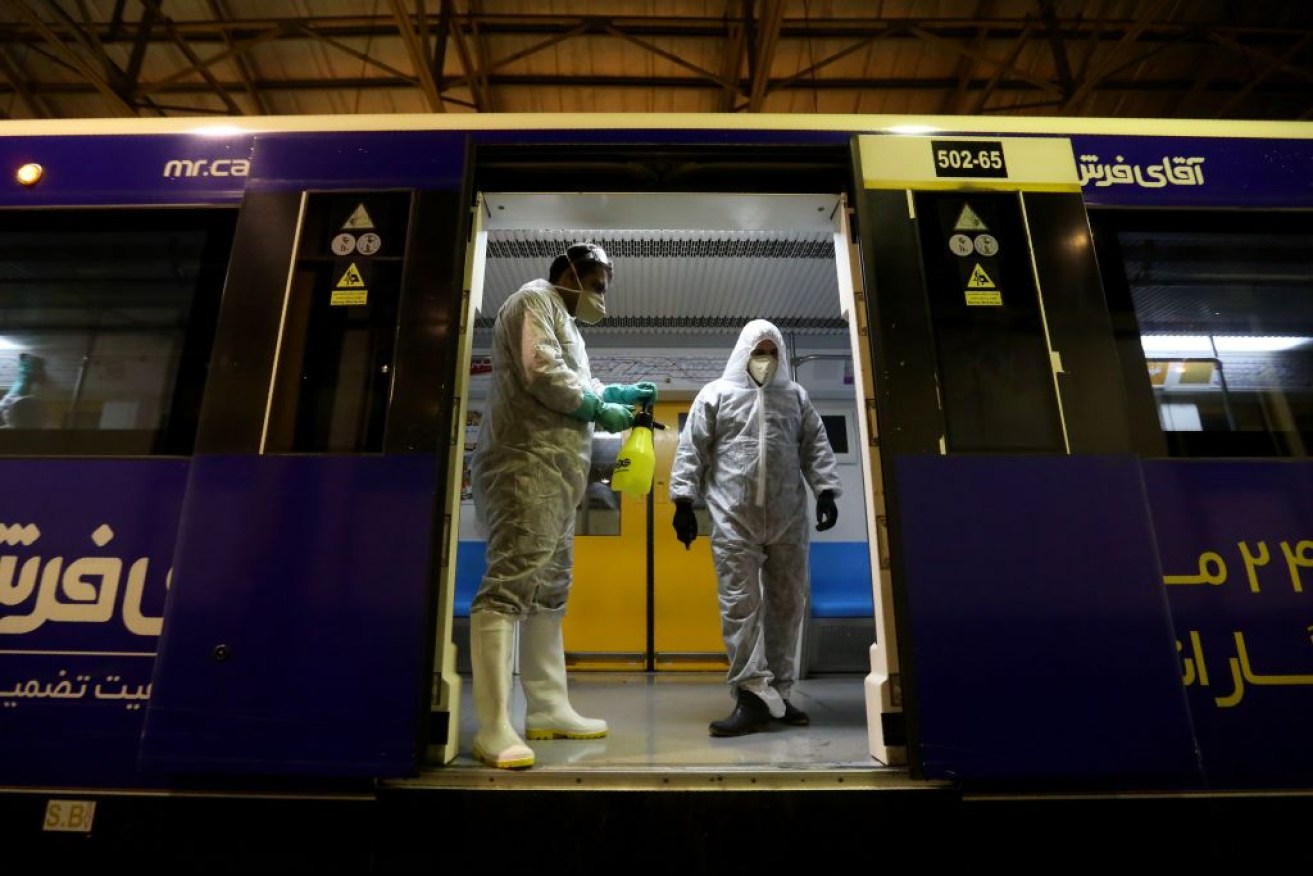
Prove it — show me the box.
[16,163,43,186]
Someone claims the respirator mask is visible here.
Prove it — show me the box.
[554,244,612,326]
[570,264,607,325]
[747,353,778,385]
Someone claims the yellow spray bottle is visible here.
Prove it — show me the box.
[611,402,665,499]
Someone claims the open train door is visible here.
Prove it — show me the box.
[850,133,1198,785]
[830,193,905,768]
[140,135,472,780]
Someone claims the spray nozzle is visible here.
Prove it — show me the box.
[633,402,664,430]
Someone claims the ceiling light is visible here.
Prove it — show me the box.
[1140,335,1313,354]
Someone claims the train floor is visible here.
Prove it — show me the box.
[407,669,902,788]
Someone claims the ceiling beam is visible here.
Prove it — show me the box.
[205,0,271,114]
[966,18,1036,114]
[466,0,495,112]
[139,0,243,114]
[942,0,997,114]
[746,0,784,112]
[911,23,1063,96]
[389,0,444,111]
[0,45,49,117]
[137,25,285,95]
[9,0,137,115]
[444,7,485,111]
[1212,32,1313,118]
[1057,0,1174,113]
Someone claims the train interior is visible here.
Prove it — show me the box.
[436,189,891,778]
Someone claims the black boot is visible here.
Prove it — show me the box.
[776,700,809,726]
[709,690,771,737]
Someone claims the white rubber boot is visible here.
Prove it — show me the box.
[521,611,608,740]
[470,611,535,769]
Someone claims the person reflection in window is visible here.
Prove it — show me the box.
[0,353,50,429]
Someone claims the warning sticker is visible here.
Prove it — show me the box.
[356,232,381,255]
[335,262,367,288]
[953,203,988,231]
[342,204,375,230]
[966,263,996,289]
[964,290,1003,306]
[331,233,356,256]
[331,289,368,307]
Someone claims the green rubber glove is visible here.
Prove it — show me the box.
[602,382,659,406]
[570,392,602,422]
[595,401,635,433]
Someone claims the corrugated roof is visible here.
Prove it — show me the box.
[0,1,1308,120]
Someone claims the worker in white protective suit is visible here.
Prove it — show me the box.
[669,319,841,736]
[469,242,658,769]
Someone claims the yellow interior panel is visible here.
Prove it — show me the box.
[564,482,648,670]
[563,400,725,671]
[651,400,726,671]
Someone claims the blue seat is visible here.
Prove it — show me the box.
[454,541,486,616]
[808,542,874,618]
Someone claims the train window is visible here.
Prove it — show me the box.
[0,208,234,456]
[578,434,622,535]
[1092,210,1313,458]
[265,192,409,454]
[821,414,850,454]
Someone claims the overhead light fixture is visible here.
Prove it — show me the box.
[1140,335,1313,354]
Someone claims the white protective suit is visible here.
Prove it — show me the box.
[669,319,843,715]
[470,277,603,617]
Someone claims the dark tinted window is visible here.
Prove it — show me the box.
[0,209,234,456]
[1093,210,1313,458]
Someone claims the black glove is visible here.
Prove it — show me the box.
[672,501,698,549]
[815,490,838,532]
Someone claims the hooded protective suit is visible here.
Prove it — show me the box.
[470,277,603,617]
[669,320,843,716]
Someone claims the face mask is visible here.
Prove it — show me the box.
[576,288,606,325]
[561,262,608,325]
[747,353,777,385]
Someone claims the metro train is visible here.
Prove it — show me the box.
[1,112,1312,866]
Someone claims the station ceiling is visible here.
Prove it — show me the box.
[0,1,1309,121]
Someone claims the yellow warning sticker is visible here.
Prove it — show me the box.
[965,290,1003,306]
[954,203,988,231]
[342,204,375,230]
[966,263,996,288]
[331,288,368,307]
[335,262,367,288]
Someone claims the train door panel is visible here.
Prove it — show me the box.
[141,187,468,778]
[650,401,724,671]
[913,192,1066,453]
[563,432,649,669]
[564,401,724,671]
[854,134,1170,780]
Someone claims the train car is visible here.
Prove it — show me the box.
[1,112,1311,868]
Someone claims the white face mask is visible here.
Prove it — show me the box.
[560,262,608,325]
[576,288,606,325]
[747,353,778,385]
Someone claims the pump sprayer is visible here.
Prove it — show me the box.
[610,402,665,499]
